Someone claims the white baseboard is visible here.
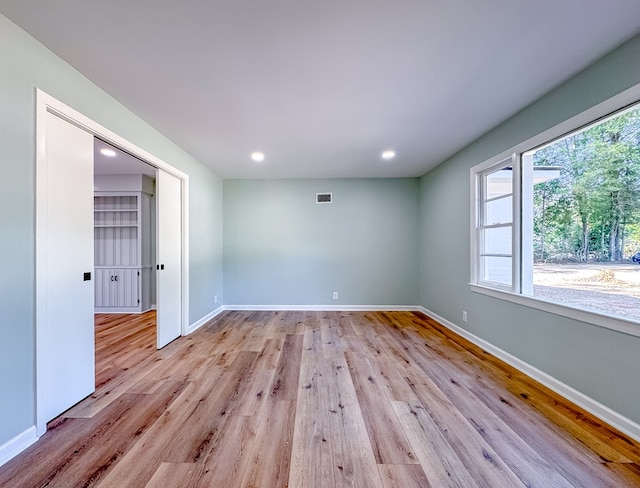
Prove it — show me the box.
[418,306,640,443]
[223,304,422,312]
[187,306,225,334]
[0,426,37,468]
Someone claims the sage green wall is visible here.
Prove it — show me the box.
[0,14,223,446]
[419,34,640,424]
[189,169,224,320]
[224,179,419,306]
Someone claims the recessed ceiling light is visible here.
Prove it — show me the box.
[251,152,265,162]
[381,150,396,160]
[100,148,117,157]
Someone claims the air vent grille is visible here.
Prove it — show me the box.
[316,193,332,204]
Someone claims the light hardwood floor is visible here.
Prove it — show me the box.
[1,310,639,487]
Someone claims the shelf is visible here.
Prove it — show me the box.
[95,265,141,269]
[94,224,138,228]
[94,209,137,213]
[93,189,156,313]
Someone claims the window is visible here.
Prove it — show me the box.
[476,160,515,289]
[471,86,640,335]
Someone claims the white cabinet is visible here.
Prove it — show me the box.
[94,268,140,308]
[94,175,155,313]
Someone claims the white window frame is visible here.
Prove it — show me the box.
[470,82,640,339]
[472,155,520,292]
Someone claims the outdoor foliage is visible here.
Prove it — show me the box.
[533,107,640,262]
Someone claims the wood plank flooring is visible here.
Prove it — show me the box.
[1,310,639,487]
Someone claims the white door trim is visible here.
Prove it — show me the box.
[35,89,190,435]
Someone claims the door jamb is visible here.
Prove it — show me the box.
[35,89,190,435]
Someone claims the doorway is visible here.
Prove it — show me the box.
[35,90,190,436]
[93,138,159,387]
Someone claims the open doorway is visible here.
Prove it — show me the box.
[93,138,158,384]
[36,91,189,435]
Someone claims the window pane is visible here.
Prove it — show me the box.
[481,256,512,286]
[524,104,640,322]
[482,226,512,255]
[485,167,512,199]
[485,196,512,225]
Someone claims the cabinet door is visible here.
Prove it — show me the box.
[112,268,139,307]
[112,269,124,306]
[94,268,111,307]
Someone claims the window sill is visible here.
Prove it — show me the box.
[469,283,640,338]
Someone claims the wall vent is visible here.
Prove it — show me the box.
[316,192,332,204]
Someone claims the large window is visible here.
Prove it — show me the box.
[471,89,640,334]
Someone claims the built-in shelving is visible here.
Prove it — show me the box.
[94,176,155,313]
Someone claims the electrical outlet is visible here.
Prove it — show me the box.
[332,292,339,300]
[214,295,218,304]
[462,310,468,323]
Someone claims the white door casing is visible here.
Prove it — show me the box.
[36,90,190,436]
[39,111,95,425]
[156,169,183,348]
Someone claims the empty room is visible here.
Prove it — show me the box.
[1,1,640,486]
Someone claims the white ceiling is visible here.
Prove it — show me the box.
[2,1,640,179]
